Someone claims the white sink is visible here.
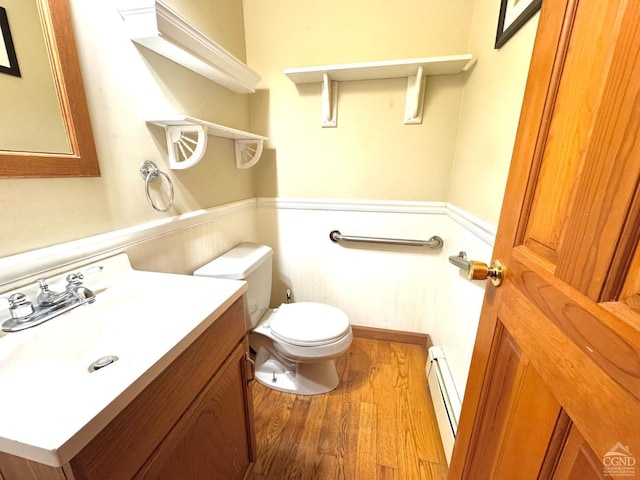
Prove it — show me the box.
[0,254,247,467]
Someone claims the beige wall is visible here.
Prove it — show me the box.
[244,0,539,225]
[0,0,539,261]
[448,0,539,225]
[0,0,253,259]
[244,0,475,201]
[165,0,247,62]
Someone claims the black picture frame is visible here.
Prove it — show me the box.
[0,6,20,77]
[495,0,542,49]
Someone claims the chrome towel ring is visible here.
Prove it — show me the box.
[140,160,174,212]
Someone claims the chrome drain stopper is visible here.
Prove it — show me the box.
[89,355,119,372]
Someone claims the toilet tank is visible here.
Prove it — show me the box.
[193,243,273,330]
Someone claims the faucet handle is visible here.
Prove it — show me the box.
[83,265,103,276]
[37,279,63,307]
[65,272,84,286]
[1,293,35,319]
[65,265,103,287]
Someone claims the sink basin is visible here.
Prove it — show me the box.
[0,254,247,467]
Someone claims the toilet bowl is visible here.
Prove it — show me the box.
[250,304,353,394]
[194,243,352,395]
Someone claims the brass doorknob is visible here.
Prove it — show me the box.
[467,259,504,286]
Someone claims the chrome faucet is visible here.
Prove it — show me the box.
[37,273,96,307]
[1,270,98,332]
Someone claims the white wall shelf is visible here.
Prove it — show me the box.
[117,0,261,94]
[146,115,269,170]
[284,54,475,126]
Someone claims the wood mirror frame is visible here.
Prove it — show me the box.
[0,0,99,178]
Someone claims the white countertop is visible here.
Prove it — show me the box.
[0,254,247,467]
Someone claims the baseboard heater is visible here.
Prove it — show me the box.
[426,346,462,465]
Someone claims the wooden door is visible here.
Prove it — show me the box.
[449,0,640,479]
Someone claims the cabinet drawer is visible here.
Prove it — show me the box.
[69,297,246,480]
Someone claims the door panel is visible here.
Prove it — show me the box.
[450,0,640,478]
[552,426,605,480]
[465,326,560,479]
[554,0,640,300]
[523,0,624,267]
[498,255,640,454]
[618,240,640,302]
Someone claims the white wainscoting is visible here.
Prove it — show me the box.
[434,205,495,399]
[256,198,448,334]
[0,199,258,292]
[256,197,495,350]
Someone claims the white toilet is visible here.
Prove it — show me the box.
[194,242,352,395]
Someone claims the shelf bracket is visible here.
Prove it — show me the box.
[235,139,264,169]
[148,115,269,170]
[321,73,338,128]
[404,65,426,125]
[165,125,208,169]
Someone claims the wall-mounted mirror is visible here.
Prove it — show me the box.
[0,0,99,178]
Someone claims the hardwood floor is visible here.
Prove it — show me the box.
[247,337,448,480]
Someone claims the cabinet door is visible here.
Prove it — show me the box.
[136,341,255,480]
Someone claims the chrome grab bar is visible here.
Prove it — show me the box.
[329,230,443,249]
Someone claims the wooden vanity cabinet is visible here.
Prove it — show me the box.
[0,297,256,480]
[134,342,254,479]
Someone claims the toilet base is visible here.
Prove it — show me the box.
[253,347,339,395]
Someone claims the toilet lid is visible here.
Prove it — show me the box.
[270,302,350,346]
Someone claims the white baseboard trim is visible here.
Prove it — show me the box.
[0,198,256,289]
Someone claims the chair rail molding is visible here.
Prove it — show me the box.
[256,198,496,246]
[0,199,256,291]
[256,197,447,215]
[0,198,496,294]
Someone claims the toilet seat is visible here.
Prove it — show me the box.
[270,302,350,347]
